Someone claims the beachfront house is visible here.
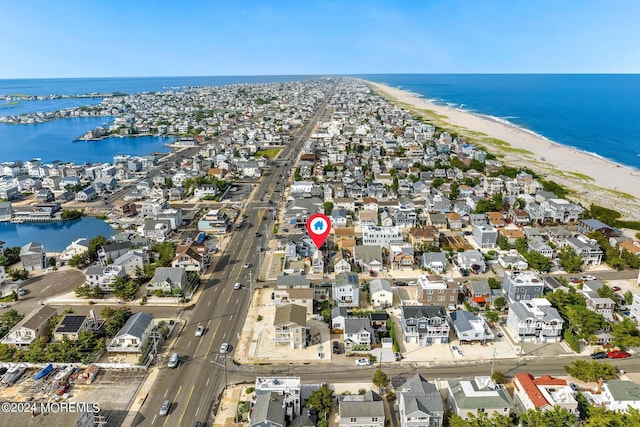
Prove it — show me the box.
[107,312,154,353]
[1,306,58,347]
[20,241,46,271]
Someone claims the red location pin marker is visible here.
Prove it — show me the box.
[306,213,332,249]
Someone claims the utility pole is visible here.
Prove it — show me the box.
[490,348,496,377]
[248,269,253,307]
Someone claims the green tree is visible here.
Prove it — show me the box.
[520,406,578,427]
[497,235,510,250]
[493,296,507,311]
[7,268,28,281]
[558,246,583,273]
[87,235,111,262]
[487,277,501,289]
[306,384,333,419]
[323,201,334,216]
[484,309,499,324]
[611,317,640,348]
[0,247,21,266]
[596,285,617,300]
[491,371,507,384]
[0,343,16,361]
[103,307,133,337]
[624,290,634,306]
[515,237,529,254]
[564,360,617,382]
[372,368,389,388]
[448,412,511,427]
[0,309,24,338]
[565,305,607,339]
[523,251,552,273]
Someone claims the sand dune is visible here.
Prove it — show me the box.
[367,81,640,220]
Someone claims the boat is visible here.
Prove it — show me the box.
[54,366,74,383]
[1,364,26,384]
[33,363,53,380]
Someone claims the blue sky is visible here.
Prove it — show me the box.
[2,0,639,78]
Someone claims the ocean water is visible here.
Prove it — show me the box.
[361,74,640,169]
[0,98,102,117]
[0,217,115,252]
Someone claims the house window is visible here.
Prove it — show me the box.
[372,417,378,422]
[438,296,445,301]
[350,418,357,423]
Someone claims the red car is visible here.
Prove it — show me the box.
[608,350,631,359]
[612,286,621,292]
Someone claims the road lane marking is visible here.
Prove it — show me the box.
[206,377,210,386]
[162,385,182,427]
[193,319,211,357]
[164,389,168,398]
[206,321,221,357]
[195,407,200,418]
[178,384,195,427]
[188,340,192,347]
[208,300,211,306]
[152,415,157,424]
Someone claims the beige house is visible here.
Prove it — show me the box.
[1,306,57,347]
[274,289,314,317]
[273,304,308,349]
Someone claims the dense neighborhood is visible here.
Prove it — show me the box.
[1,78,640,426]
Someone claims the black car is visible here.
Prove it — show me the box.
[591,351,608,359]
[333,341,340,354]
[395,281,407,287]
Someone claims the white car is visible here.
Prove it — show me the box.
[234,282,242,290]
[195,325,204,337]
[355,358,370,366]
[581,275,596,281]
[243,263,251,269]
[220,343,230,354]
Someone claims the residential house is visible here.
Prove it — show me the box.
[457,250,487,274]
[197,209,230,234]
[560,236,603,265]
[53,313,103,342]
[528,236,554,259]
[390,244,415,271]
[422,252,447,274]
[583,380,640,413]
[140,219,172,242]
[311,250,324,274]
[509,209,530,226]
[513,373,579,416]
[332,251,351,274]
[353,245,384,273]
[498,251,529,270]
[398,374,444,427]
[254,376,302,418]
[274,288,314,316]
[540,198,583,223]
[20,241,46,271]
[250,392,286,427]
[60,238,89,262]
[147,267,189,295]
[361,225,403,247]
[501,271,545,303]
[445,212,463,230]
[1,306,57,347]
[507,298,564,343]
[107,312,154,352]
[407,226,440,250]
[450,311,495,343]
[331,307,348,330]
[273,304,308,349]
[578,219,620,238]
[585,297,616,322]
[426,212,448,230]
[334,227,356,250]
[472,225,498,249]
[171,242,211,274]
[630,293,640,323]
[369,279,393,309]
[447,376,512,420]
[334,272,360,308]
[344,317,375,352]
[76,186,98,202]
[85,264,126,292]
[98,241,132,265]
[400,305,450,346]
[418,275,458,307]
[339,391,385,427]
[465,281,492,309]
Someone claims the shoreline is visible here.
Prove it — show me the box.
[366,80,640,220]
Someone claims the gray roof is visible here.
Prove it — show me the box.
[344,318,374,335]
[85,265,105,275]
[401,305,447,320]
[276,273,310,288]
[605,380,640,401]
[274,304,307,327]
[450,310,481,334]
[510,300,562,322]
[468,280,491,295]
[335,272,359,287]
[422,252,447,265]
[400,374,444,416]
[354,245,382,264]
[340,391,385,418]
[331,306,348,319]
[448,377,512,409]
[152,267,186,285]
[251,391,285,427]
[114,312,152,340]
[369,278,392,294]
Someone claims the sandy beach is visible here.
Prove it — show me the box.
[367,81,640,220]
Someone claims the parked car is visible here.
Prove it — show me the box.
[394,352,403,361]
[255,232,261,237]
[612,286,621,292]
[333,341,340,354]
[243,263,251,269]
[355,358,370,366]
[608,350,631,359]
[582,275,596,281]
[167,352,180,368]
[591,351,608,359]
[395,281,407,287]
[195,325,204,337]
[569,383,579,392]
[234,282,242,290]
[159,400,171,416]
[220,343,230,354]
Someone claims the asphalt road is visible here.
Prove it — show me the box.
[133,82,338,426]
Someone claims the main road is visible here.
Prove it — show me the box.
[133,82,337,426]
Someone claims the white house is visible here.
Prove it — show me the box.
[107,312,154,353]
[369,278,393,309]
[333,272,360,308]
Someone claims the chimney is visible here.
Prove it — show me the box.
[89,309,97,322]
